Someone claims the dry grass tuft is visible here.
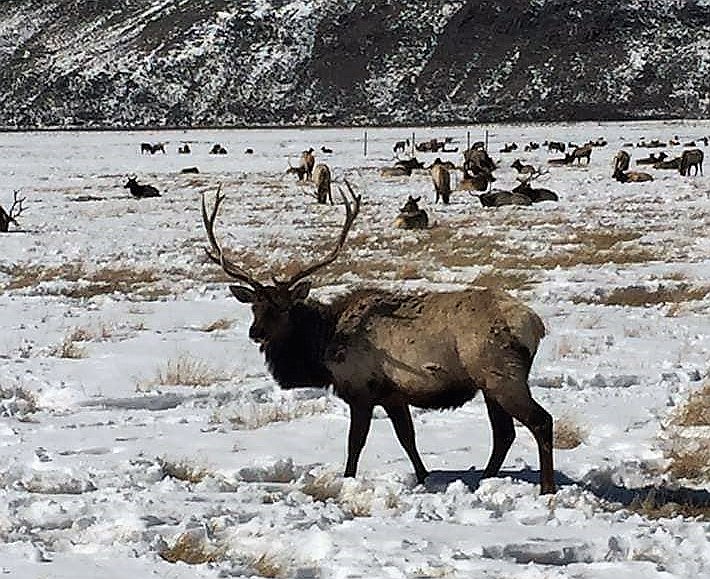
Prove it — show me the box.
[627,488,710,520]
[471,270,534,291]
[200,318,234,332]
[574,284,710,307]
[0,383,39,418]
[48,327,90,359]
[159,532,223,565]
[670,383,710,427]
[149,355,223,388]
[219,397,333,430]
[250,553,285,578]
[158,457,210,484]
[664,444,710,481]
[553,416,587,449]
[300,472,343,503]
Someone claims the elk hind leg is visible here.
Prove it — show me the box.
[481,395,515,479]
[382,399,429,483]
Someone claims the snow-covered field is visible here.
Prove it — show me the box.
[0,121,708,578]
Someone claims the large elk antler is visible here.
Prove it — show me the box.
[201,186,265,290]
[9,190,26,220]
[281,180,361,289]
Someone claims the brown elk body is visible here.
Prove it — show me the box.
[201,186,556,494]
[613,168,653,183]
[613,150,631,173]
[312,163,333,204]
[301,148,316,180]
[679,148,704,176]
[431,162,452,204]
[570,145,592,165]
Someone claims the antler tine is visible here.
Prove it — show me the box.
[201,187,264,290]
[285,180,361,289]
[9,190,26,219]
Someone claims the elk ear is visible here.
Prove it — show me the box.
[290,280,312,302]
[229,285,256,303]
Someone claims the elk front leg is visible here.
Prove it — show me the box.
[383,400,429,484]
[344,402,374,478]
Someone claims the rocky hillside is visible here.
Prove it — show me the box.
[2,0,710,128]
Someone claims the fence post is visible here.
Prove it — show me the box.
[363,130,368,157]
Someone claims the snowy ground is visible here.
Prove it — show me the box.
[0,121,708,578]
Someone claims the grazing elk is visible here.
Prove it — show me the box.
[312,163,333,204]
[321,146,333,154]
[431,160,452,204]
[511,159,541,181]
[499,142,518,153]
[201,185,556,494]
[124,176,160,198]
[0,190,26,232]
[178,143,191,154]
[394,195,428,229]
[679,148,704,176]
[546,141,565,153]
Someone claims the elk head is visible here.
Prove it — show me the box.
[202,182,361,347]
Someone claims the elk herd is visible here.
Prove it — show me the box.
[3,128,708,496]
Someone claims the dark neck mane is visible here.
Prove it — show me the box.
[263,301,337,389]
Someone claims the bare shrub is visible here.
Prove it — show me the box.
[553,416,587,449]
[300,471,343,503]
[159,532,223,565]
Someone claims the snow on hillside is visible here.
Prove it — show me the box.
[0,121,709,577]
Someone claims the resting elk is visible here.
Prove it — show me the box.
[0,190,26,232]
[394,195,428,229]
[679,148,704,176]
[124,176,160,198]
[201,184,556,494]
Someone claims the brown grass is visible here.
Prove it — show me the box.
[573,284,710,307]
[670,383,710,427]
[200,318,234,332]
[665,444,710,480]
[250,553,284,578]
[159,533,223,565]
[0,384,38,418]
[148,355,223,388]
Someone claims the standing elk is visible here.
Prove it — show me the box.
[0,190,26,232]
[201,184,556,494]
[302,148,316,180]
[178,143,191,154]
[210,144,228,155]
[679,148,704,176]
[569,144,592,165]
[312,163,333,204]
[431,159,452,204]
[393,139,410,154]
[613,150,631,173]
[546,141,565,153]
[394,195,428,229]
[124,176,160,198]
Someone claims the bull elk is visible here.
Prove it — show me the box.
[201,184,556,494]
[0,190,26,232]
